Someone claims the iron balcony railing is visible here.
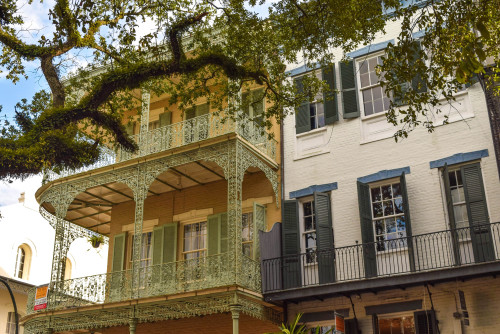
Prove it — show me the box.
[262,222,500,293]
[26,252,261,314]
[44,113,277,182]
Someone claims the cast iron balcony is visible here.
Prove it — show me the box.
[262,222,500,300]
[26,252,260,314]
[44,113,277,182]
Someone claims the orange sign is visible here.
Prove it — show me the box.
[335,314,345,333]
[34,285,49,311]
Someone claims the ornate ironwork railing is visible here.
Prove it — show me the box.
[262,222,500,293]
[44,113,277,182]
[26,252,261,314]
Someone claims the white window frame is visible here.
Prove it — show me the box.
[298,196,317,264]
[241,210,254,258]
[369,178,407,252]
[356,51,392,119]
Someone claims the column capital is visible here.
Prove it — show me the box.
[229,304,242,319]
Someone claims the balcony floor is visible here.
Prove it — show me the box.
[264,260,500,303]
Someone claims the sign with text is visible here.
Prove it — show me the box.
[34,285,48,311]
[335,313,345,334]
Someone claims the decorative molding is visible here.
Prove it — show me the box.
[174,208,214,222]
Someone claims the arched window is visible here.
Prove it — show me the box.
[14,244,31,280]
[63,257,72,280]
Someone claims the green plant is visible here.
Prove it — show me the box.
[88,235,104,248]
[267,313,333,334]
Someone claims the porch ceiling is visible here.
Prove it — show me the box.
[40,161,266,235]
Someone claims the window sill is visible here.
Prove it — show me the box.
[376,246,408,255]
[295,126,328,138]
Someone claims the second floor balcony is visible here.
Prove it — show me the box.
[261,222,500,301]
[27,251,261,314]
[44,112,278,183]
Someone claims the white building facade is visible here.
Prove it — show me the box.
[260,18,500,334]
[0,193,108,334]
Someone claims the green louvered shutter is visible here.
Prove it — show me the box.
[340,60,360,119]
[252,89,265,127]
[242,92,250,115]
[220,213,228,253]
[322,65,338,124]
[461,163,495,262]
[357,181,377,278]
[125,122,135,135]
[152,226,164,265]
[159,111,172,127]
[294,77,311,134]
[414,310,437,334]
[111,232,127,272]
[400,172,415,272]
[162,223,178,263]
[196,103,210,116]
[253,203,266,260]
[185,108,196,120]
[314,192,335,284]
[208,214,221,256]
[282,200,301,289]
[443,164,461,265]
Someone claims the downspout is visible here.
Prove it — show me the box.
[425,284,441,334]
[280,120,287,324]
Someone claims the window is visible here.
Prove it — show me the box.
[370,182,407,251]
[6,312,18,334]
[14,247,25,279]
[148,120,159,130]
[183,222,207,260]
[447,169,469,230]
[242,212,254,257]
[242,88,265,126]
[128,232,153,268]
[63,257,72,280]
[358,55,391,116]
[302,200,317,263]
[378,314,415,334]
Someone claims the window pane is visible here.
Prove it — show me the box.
[360,73,370,88]
[451,188,460,203]
[303,202,312,216]
[316,103,325,128]
[448,171,457,187]
[371,187,382,202]
[369,57,378,72]
[394,198,403,214]
[373,202,383,218]
[397,217,406,231]
[373,98,384,114]
[364,101,373,115]
[375,220,385,236]
[456,170,463,186]
[359,61,368,74]
[383,200,394,215]
[370,71,379,86]
[382,185,392,200]
[372,86,382,100]
[392,183,401,197]
[305,232,317,248]
[386,218,396,233]
[362,89,372,103]
[304,216,314,231]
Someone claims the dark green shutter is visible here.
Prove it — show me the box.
[208,214,221,256]
[282,200,301,289]
[185,108,196,120]
[253,203,266,260]
[322,65,338,124]
[357,181,377,278]
[414,310,437,334]
[344,319,359,334]
[294,77,311,134]
[314,192,335,284]
[461,163,495,262]
[340,60,360,119]
[163,223,178,263]
[152,226,164,265]
[111,232,127,272]
[220,213,228,253]
[242,92,250,115]
[125,122,135,135]
[443,164,461,265]
[400,172,415,272]
[196,103,210,116]
[159,111,172,127]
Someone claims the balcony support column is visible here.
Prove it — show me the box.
[230,304,242,334]
[129,318,138,334]
[47,193,75,305]
[139,90,150,150]
[226,142,243,285]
